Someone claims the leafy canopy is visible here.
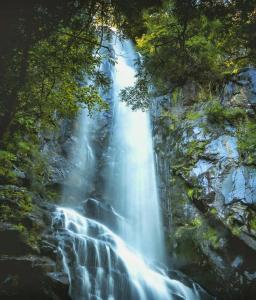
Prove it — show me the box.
[121,0,256,107]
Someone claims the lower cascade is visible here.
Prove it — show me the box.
[52,36,206,299]
[53,207,197,300]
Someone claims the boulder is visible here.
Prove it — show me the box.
[81,197,125,230]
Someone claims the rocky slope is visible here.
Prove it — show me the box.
[0,119,73,299]
[153,68,256,299]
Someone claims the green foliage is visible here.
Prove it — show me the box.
[121,0,256,108]
[0,187,33,217]
[203,228,220,249]
[12,26,109,136]
[205,101,225,123]
[231,226,242,237]
[187,188,194,199]
[186,187,201,200]
[156,109,179,135]
[14,223,26,233]
[206,100,246,124]
[237,119,256,165]
[226,214,243,237]
[0,150,17,183]
[0,1,120,193]
[209,207,217,216]
[187,140,207,158]
[0,186,39,247]
[120,67,151,110]
[186,111,202,121]
[0,204,14,222]
[172,87,183,104]
[191,217,202,228]
[0,1,118,142]
[136,2,224,89]
[14,222,40,249]
[250,218,256,232]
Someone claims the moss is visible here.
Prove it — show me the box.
[0,204,14,221]
[0,150,17,184]
[0,186,41,248]
[171,215,206,265]
[186,111,202,121]
[224,107,247,123]
[231,226,241,237]
[200,122,211,135]
[237,119,256,165]
[0,187,34,224]
[175,216,203,239]
[209,207,217,216]
[206,100,246,124]
[187,188,194,199]
[226,214,242,237]
[26,226,41,249]
[45,190,60,202]
[249,218,256,231]
[173,233,202,262]
[172,87,183,105]
[0,188,33,212]
[172,140,208,179]
[191,217,202,227]
[19,197,33,213]
[14,223,26,233]
[203,227,220,249]
[14,222,40,249]
[186,140,208,158]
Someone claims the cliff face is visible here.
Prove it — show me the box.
[153,68,256,299]
[0,119,73,299]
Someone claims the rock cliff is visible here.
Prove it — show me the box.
[153,68,256,299]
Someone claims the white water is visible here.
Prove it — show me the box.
[54,207,197,300]
[62,109,96,202]
[105,38,165,263]
[54,35,200,300]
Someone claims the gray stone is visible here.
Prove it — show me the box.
[182,125,210,144]
[231,256,243,268]
[221,167,256,204]
[190,159,213,177]
[205,135,239,162]
[223,67,256,107]
[244,271,256,281]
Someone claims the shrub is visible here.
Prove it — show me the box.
[206,100,246,124]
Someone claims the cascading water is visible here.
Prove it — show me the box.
[53,207,197,300]
[105,37,165,264]
[62,108,96,203]
[53,35,203,300]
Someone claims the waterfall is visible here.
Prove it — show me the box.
[53,207,197,300]
[105,38,165,263]
[53,35,202,300]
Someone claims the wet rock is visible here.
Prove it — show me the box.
[0,255,57,300]
[223,67,256,107]
[0,223,32,255]
[190,160,213,177]
[244,271,256,281]
[82,197,125,230]
[221,167,256,205]
[231,256,243,269]
[152,69,256,299]
[46,272,71,300]
[204,135,239,162]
